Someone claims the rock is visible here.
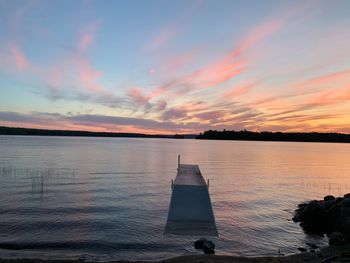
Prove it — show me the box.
[341,198,350,209]
[298,247,307,252]
[299,201,326,233]
[306,243,318,249]
[329,232,346,246]
[324,195,335,201]
[335,197,343,204]
[344,193,350,199]
[298,203,308,208]
[293,208,304,222]
[339,199,350,220]
[294,195,350,241]
[323,200,335,211]
[194,238,206,249]
[321,255,338,263]
[335,217,350,239]
[202,240,215,254]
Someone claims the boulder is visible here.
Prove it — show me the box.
[293,208,304,222]
[323,200,335,211]
[298,203,308,208]
[335,197,344,204]
[344,193,350,199]
[194,238,206,249]
[299,201,326,233]
[339,199,350,218]
[324,195,335,201]
[329,232,346,246]
[202,240,215,254]
[294,195,350,244]
[335,217,350,239]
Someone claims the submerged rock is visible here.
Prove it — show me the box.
[202,240,215,254]
[194,238,206,249]
[194,238,215,254]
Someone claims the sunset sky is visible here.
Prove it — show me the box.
[0,0,350,134]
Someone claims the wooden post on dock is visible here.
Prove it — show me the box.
[178,154,180,168]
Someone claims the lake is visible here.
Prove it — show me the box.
[0,136,349,260]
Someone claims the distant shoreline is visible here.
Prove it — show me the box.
[0,126,195,139]
[197,129,350,143]
[1,126,349,143]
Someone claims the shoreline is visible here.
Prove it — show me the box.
[1,245,350,263]
[1,126,350,144]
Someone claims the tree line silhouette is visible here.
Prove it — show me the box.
[0,126,172,138]
[1,126,349,143]
[196,130,350,143]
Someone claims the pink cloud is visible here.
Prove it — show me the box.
[146,16,283,100]
[71,22,104,93]
[77,56,104,92]
[8,43,29,71]
[235,20,281,55]
[308,85,350,106]
[164,46,203,73]
[189,58,246,88]
[224,82,256,98]
[128,87,150,106]
[78,22,99,54]
[147,22,180,51]
[146,1,202,51]
[293,69,350,94]
[148,54,246,99]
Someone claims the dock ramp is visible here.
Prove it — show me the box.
[164,162,218,236]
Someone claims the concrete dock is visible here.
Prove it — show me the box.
[164,162,218,236]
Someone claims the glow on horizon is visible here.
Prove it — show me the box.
[0,0,350,134]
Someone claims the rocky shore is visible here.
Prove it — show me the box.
[293,193,350,247]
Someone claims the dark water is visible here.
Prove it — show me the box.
[0,136,349,260]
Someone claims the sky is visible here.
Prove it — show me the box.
[0,0,350,134]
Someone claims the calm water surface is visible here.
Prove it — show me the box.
[0,136,349,260]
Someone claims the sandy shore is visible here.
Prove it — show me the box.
[1,245,349,263]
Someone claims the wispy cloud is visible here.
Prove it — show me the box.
[8,43,29,71]
[146,0,202,51]
[224,82,257,98]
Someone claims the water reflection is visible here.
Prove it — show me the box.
[0,136,349,260]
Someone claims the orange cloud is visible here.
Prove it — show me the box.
[308,85,350,106]
[294,69,350,94]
